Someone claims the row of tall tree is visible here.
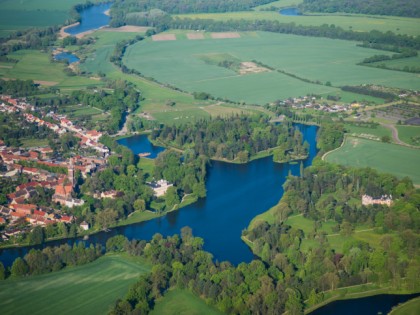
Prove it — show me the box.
[300,0,420,18]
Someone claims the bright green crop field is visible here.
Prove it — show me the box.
[175,11,420,37]
[325,136,420,184]
[396,125,420,146]
[151,289,223,315]
[0,0,100,37]
[123,31,420,104]
[0,254,151,315]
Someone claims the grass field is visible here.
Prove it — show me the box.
[174,12,420,37]
[370,55,420,72]
[150,289,223,315]
[389,297,420,315]
[344,124,392,141]
[396,125,420,146]
[0,254,151,315]
[0,0,100,38]
[122,31,420,104]
[0,50,102,90]
[254,0,303,10]
[325,136,420,184]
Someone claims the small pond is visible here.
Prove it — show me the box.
[54,52,80,64]
[117,134,165,159]
[280,8,302,16]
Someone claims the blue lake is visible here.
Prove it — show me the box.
[117,134,165,159]
[0,124,317,266]
[54,52,80,64]
[280,8,302,16]
[309,293,420,315]
[65,3,111,35]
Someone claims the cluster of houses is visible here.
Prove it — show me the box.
[275,96,364,113]
[362,194,393,206]
[1,95,109,156]
[0,95,116,240]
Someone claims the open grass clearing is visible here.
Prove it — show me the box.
[254,0,303,10]
[174,11,420,36]
[396,125,420,146]
[150,289,223,315]
[344,123,392,141]
[123,31,420,104]
[0,254,151,315]
[0,50,102,90]
[325,136,420,185]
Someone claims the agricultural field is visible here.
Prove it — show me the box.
[396,125,420,146]
[324,136,420,185]
[0,50,101,90]
[150,289,223,315]
[174,11,420,36]
[0,0,98,38]
[370,55,420,72]
[0,254,151,315]
[344,123,392,141]
[254,0,303,10]
[122,31,420,105]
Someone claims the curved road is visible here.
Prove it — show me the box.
[380,123,405,145]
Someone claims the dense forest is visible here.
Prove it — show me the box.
[300,0,420,18]
[151,115,309,163]
[243,161,419,298]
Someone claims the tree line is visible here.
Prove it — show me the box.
[111,0,274,17]
[299,0,420,18]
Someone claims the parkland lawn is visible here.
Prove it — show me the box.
[0,254,151,315]
[123,31,420,104]
[325,136,420,185]
[151,289,223,315]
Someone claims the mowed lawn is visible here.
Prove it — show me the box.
[325,136,420,185]
[123,31,420,104]
[0,254,151,315]
[0,0,93,37]
[150,289,223,315]
[389,297,420,315]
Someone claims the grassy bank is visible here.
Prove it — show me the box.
[0,254,151,315]
[151,289,223,315]
[324,136,420,184]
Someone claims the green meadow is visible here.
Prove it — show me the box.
[150,289,223,315]
[389,297,420,315]
[396,125,420,146]
[344,124,392,140]
[174,11,420,36]
[325,136,420,184]
[0,50,101,89]
[123,31,420,104]
[0,254,151,315]
[0,0,98,37]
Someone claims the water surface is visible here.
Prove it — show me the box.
[117,134,165,159]
[65,3,111,35]
[54,52,80,64]
[280,8,301,16]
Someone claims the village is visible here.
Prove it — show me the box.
[276,95,365,113]
[0,95,114,242]
[0,94,176,244]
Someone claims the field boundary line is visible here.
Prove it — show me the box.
[322,135,347,161]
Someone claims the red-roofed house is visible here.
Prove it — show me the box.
[12,204,36,215]
[86,130,103,142]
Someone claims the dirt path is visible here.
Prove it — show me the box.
[380,123,405,145]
